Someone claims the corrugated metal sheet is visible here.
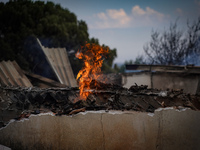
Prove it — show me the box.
[0,60,32,87]
[37,39,77,87]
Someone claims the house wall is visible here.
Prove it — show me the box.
[153,73,199,94]
[122,72,151,88]
[0,109,200,150]
[122,72,200,94]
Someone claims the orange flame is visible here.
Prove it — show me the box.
[76,43,109,100]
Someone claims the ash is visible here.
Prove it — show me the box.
[0,81,200,127]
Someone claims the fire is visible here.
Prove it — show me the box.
[76,43,109,100]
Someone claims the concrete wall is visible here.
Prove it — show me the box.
[0,108,200,150]
[153,73,199,94]
[122,72,151,88]
[122,72,200,94]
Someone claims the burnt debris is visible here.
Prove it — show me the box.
[0,81,200,127]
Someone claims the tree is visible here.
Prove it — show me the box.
[0,0,118,75]
[0,0,89,70]
[144,17,200,65]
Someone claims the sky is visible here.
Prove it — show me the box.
[1,0,200,64]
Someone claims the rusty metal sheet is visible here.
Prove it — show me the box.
[37,39,77,87]
[0,60,32,87]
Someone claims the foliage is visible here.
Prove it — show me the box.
[144,17,200,65]
[0,0,117,75]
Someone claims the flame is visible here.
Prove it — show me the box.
[76,43,109,100]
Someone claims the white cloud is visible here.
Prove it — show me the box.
[97,12,108,20]
[90,5,167,29]
[92,8,131,28]
[107,9,131,25]
[132,5,164,20]
[130,5,167,28]
[131,5,145,15]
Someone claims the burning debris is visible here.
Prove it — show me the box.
[1,82,200,128]
[1,45,200,149]
[75,43,109,100]
[1,43,200,129]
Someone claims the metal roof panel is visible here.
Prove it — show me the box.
[37,39,77,87]
[0,61,32,87]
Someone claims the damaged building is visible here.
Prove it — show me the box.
[0,41,200,149]
[0,78,200,150]
[123,64,200,94]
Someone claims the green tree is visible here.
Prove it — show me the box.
[0,0,118,75]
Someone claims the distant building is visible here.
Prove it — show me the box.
[123,64,200,94]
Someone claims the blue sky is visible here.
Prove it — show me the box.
[1,0,200,63]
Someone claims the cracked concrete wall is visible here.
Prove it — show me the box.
[0,108,200,150]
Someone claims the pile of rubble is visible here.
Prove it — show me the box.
[1,81,200,127]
